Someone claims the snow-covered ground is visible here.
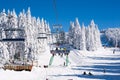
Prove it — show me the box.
[0,47,120,80]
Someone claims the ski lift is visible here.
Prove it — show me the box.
[52,24,65,45]
[2,38,25,42]
[53,24,62,29]
[51,0,65,44]
[4,28,24,31]
[0,28,25,42]
[37,33,47,39]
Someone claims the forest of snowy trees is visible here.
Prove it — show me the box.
[67,18,102,51]
[0,8,52,64]
[0,7,118,65]
[105,28,120,47]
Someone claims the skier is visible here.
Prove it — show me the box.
[88,72,93,75]
[83,71,87,75]
[64,62,65,66]
[113,49,115,54]
[56,47,58,51]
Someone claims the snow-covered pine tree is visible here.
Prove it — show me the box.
[86,25,91,50]
[73,18,81,49]
[94,25,102,48]
[68,21,75,46]
[80,23,86,50]
[0,9,8,39]
[89,20,96,51]
[36,17,43,54]
[39,18,47,52]
[105,28,120,47]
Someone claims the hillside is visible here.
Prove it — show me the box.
[0,46,120,80]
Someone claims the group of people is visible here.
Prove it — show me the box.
[55,47,69,56]
[50,47,70,57]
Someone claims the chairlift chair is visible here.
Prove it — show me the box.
[37,33,47,39]
[0,28,25,42]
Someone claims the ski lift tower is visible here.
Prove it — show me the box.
[52,0,65,45]
[52,24,65,45]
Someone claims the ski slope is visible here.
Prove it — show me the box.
[0,47,120,80]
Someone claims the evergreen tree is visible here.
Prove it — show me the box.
[68,21,75,45]
[73,18,81,49]
[80,23,86,50]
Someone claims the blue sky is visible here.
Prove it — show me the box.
[0,0,120,31]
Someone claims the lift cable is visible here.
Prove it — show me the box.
[53,0,58,22]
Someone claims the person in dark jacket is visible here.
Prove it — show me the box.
[113,49,115,54]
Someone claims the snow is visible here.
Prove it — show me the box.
[0,8,120,80]
[0,46,120,80]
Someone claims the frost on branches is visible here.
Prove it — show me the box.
[68,18,102,51]
[0,8,51,64]
[105,28,120,47]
